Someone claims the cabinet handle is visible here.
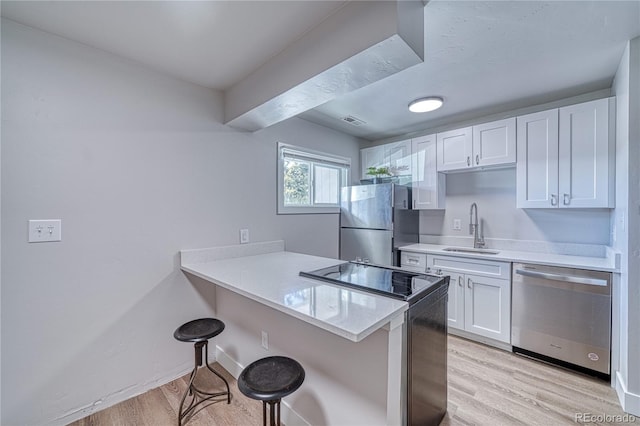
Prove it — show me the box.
[467,156,470,167]
[403,199,407,208]
[475,154,479,165]
[563,193,570,205]
[467,278,472,288]
[458,276,463,287]
[550,194,558,206]
[413,199,416,209]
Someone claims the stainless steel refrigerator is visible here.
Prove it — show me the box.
[340,183,419,267]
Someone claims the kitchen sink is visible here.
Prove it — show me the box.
[442,247,500,255]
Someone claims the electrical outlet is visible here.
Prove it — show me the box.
[261,331,269,350]
[28,219,62,242]
[453,219,461,231]
[240,228,249,244]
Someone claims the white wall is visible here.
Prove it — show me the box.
[0,19,361,425]
[611,37,640,416]
[419,168,612,246]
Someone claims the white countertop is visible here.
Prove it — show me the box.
[181,249,408,342]
[399,243,619,272]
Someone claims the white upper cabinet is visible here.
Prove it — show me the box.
[437,118,516,172]
[517,97,614,209]
[360,140,412,180]
[472,117,517,167]
[411,134,445,210]
[558,98,615,208]
[436,126,473,171]
[360,145,386,180]
[385,139,412,176]
[516,109,560,208]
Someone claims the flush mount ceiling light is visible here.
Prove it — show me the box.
[408,96,444,113]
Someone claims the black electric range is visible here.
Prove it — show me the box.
[299,261,446,304]
[302,261,450,424]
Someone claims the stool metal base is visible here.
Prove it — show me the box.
[262,399,282,426]
[178,340,230,426]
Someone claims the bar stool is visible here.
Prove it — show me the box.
[173,318,231,426]
[237,356,305,426]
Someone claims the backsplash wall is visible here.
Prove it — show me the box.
[419,168,612,246]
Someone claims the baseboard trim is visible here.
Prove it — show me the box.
[448,328,512,352]
[215,345,310,426]
[615,371,640,416]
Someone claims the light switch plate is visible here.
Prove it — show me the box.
[453,219,462,231]
[28,219,62,242]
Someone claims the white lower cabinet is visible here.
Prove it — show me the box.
[429,255,511,344]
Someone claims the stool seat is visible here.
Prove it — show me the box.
[238,356,305,401]
[174,318,225,343]
[238,356,305,426]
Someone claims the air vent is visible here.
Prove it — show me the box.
[341,115,367,126]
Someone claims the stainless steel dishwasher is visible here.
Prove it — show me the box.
[511,263,612,378]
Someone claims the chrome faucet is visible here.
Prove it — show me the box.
[469,202,485,248]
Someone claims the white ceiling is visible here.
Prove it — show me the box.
[2,1,639,141]
[0,0,348,89]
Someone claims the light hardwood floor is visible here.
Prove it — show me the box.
[71,336,632,426]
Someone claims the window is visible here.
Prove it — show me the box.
[277,143,350,214]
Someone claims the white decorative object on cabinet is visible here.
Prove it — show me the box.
[436,126,473,171]
[411,135,445,210]
[428,254,511,344]
[517,97,614,209]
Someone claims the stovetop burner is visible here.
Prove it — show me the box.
[299,261,444,303]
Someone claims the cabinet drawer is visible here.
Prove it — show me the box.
[401,251,427,271]
[428,255,511,280]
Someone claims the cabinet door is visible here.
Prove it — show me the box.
[446,272,465,331]
[385,140,412,176]
[464,274,511,343]
[473,117,516,167]
[436,127,473,171]
[411,135,445,210]
[558,98,614,208]
[360,146,386,180]
[516,109,559,208]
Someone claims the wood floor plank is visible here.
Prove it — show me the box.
[70,336,630,426]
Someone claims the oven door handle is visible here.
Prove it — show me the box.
[514,268,607,287]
